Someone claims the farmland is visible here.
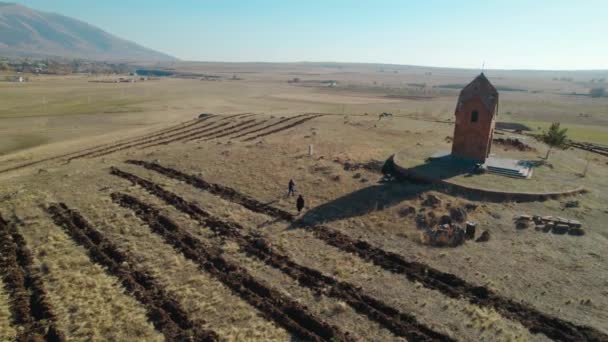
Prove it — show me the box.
[1,62,607,341]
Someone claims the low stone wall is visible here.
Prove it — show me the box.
[385,155,587,203]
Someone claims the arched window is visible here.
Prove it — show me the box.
[471,110,479,123]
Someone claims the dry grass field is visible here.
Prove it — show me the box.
[1,63,607,341]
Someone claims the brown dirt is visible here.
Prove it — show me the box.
[109,167,451,341]
[45,203,219,342]
[66,115,218,161]
[110,191,355,342]
[243,115,324,141]
[124,160,608,342]
[0,213,66,342]
[185,118,257,142]
[204,119,271,141]
[231,114,311,139]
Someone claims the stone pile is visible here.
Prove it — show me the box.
[515,215,585,236]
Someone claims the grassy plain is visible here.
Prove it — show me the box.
[0,63,607,340]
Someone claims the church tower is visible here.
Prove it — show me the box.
[451,73,498,162]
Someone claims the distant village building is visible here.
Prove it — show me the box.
[451,73,498,162]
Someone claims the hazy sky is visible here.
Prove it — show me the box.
[11,0,608,69]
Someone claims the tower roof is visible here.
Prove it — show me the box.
[458,73,498,112]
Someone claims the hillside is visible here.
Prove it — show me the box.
[0,2,176,61]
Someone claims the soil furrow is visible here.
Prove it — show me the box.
[0,118,206,174]
[126,160,293,220]
[110,191,354,342]
[0,213,66,342]
[139,121,233,150]
[186,118,258,142]
[73,117,222,160]
[126,160,608,342]
[108,168,452,341]
[66,115,217,162]
[242,115,324,141]
[45,203,218,342]
[206,119,271,141]
[230,114,310,139]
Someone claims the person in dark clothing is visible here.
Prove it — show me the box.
[287,179,295,196]
[296,195,305,214]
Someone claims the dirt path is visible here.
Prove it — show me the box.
[243,114,324,141]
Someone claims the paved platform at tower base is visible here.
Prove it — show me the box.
[427,152,533,179]
[483,156,533,179]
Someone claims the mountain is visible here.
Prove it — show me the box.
[0,2,177,61]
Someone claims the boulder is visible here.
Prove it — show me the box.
[398,206,417,218]
[420,224,466,247]
[464,203,478,212]
[465,222,476,240]
[450,207,467,223]
[516,220,529,230]
[568,227,585,236]
[517,214,532,221]
[476,230,490,242]
[439,215,452,225]
[422,194,441,207]
[552,224,569,235]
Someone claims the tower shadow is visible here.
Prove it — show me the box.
[292,155,476,227]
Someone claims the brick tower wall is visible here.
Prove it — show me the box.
[451,96,496,162]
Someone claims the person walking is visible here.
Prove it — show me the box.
[287,179,295,196]
[296,195,305,214]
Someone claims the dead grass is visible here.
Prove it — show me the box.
[4,200,163,341]
[0,279,17,342]
[0,64,606,339]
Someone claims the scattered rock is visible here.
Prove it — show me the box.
[515,220,529,230]
[415,214,428,229]
[420,224,466,247]
[464,203,478,212]
[422,194,441,207]
[465,222,476,240]
[439,215,452,225]
[568,227,585,236]
[476,231,490,242]
[360,178,369,183]
[353,173,362,179]
[398,206,416,218]
[552,224,569,235]
[449,207,467,223]
[331,175,341,182]
[489,212,502,219]
[564,200,580,208]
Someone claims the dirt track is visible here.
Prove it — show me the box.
[231,114,310,139]
[243,114,324,141]
[183,118,257,142]
[126,160,608,342]
[0,214,66,342]
[45,203,219,342]
[204,119,271,140]
[110,191,354,342]
[109,167,451,341]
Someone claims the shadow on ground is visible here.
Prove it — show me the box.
[292,155,478,227]
[294,181,429,226]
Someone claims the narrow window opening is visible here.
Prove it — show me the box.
[471,110,479,123]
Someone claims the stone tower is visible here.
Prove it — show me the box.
[451,73,498,162]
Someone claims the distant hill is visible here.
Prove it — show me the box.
[0,2,177,62]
